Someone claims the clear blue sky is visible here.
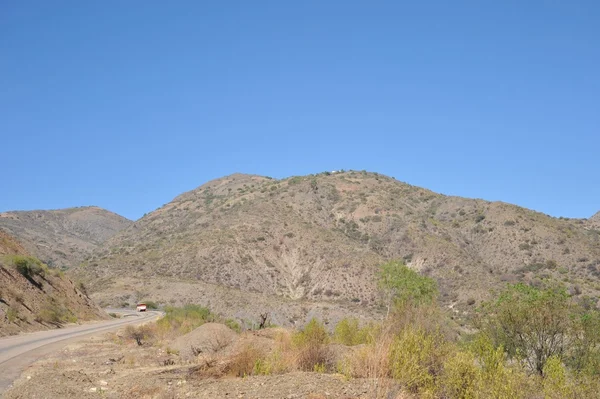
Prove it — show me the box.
[1,1,598,221]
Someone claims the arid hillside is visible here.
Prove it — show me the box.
[0,231,107,337]
[589,211,600,230]
[0,206,131,269]
[74,172,600,318]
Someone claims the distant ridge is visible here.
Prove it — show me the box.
[0,206,131,269]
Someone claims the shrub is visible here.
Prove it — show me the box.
[7,307,19,323]
[36,302,76,325]
[477,283,597,375]
[388,326,448,394]
[333,318,375,346]
[76,281,88,295]
[543,356,572,399]
[337,327,393,380]
[156,304,214,337]
[11,256,47,278]
[378,260,438,314]
[470,335,533,398]
[439,350,480,399]
[227,345,264,377]
[125,324,155,346]
[224,318,241,333]
[293,319,330,371]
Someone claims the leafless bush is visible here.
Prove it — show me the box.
[125,324,155,346]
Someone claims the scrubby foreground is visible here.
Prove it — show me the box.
[6,262,600,398]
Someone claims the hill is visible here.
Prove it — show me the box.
[74,171,600,323]
[589,211,600,230]
[0,231,107,337]
[0,206,131,270]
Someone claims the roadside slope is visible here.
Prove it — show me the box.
[0,231,108,337]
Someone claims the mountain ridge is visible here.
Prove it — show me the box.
[0,206,131,269]
[72,171,600,323]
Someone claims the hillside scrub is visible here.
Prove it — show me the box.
[477,283,600,376]
[122,265,600,398]
[8,255,48,278]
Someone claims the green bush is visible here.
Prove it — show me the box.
[10,256,47,278]
[293,318,330,371]
[378,260,438,314]
[156,304,214,336]
[543,356,572,399]
[333,318,375,345]
[7,307,19,323]
[440,350,480,399]
[478,283,600,375]
[389,326,447,394]
[225,318,242,333]
[36,302,77,325]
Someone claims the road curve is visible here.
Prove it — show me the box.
[0,309,162,395]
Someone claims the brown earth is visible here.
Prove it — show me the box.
[0,206,131,270]
[0,231,108,336]
[72,171,600,324]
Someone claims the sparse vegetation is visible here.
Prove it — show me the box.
[9,255,47,278]
[156,304,215,337]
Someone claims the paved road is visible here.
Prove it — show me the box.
[0,310,162,395]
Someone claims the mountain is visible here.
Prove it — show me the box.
[0,231,107,336]
[0,206,131,269]
[74,172,600,323]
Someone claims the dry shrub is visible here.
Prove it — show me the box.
[226,344,264,377]
[125,324,156,346]
[292,319,332,371]
[389,325,449,395]
[338,324,394,379]
[254,329,295,374]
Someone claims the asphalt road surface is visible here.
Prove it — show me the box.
[0,309,162,395]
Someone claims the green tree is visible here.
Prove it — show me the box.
[479,283,575,375]
[378,260,437,316]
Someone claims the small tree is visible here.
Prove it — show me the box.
[125,325,154,346]
[479,283,572,375]
[378,260,437,317]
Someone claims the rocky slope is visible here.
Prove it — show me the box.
[75,172,600,317]
[0,206,131,269]
[0,232,107,336]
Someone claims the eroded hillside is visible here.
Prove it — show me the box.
[0,206,131,269]
[74,172,600,318]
